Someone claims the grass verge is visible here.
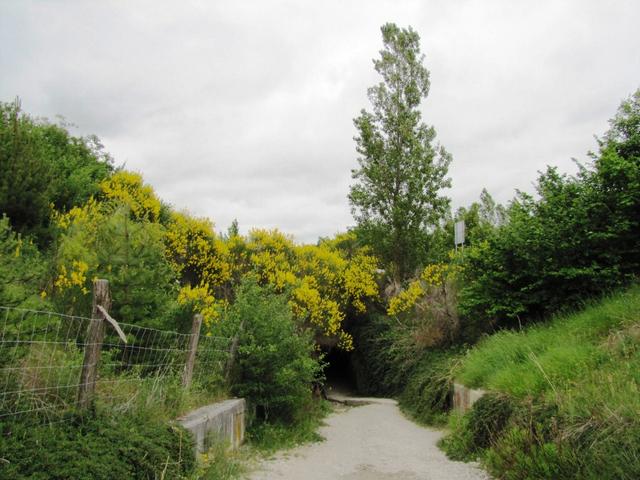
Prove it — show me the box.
[246,398,330,455]
[195,443,249,480]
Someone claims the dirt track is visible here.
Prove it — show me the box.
[249,399,490,480]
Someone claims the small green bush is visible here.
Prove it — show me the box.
[0,215,50,309]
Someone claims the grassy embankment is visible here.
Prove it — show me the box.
[439,285,640,479]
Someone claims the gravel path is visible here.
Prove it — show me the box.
[249,399,490,480]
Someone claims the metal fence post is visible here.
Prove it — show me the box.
[77,279,111,409]
[182,314,202,388]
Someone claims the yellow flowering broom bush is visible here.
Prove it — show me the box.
[387,260,462,348]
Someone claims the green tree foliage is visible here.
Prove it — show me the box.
[97,207,177,327]
[54,204,178,327]
[604,89,640,159]
[229,278,322,423]
[0,99,112,245]
[349,23,451,281]
[0,101,51,242]
[455,189,506,247]
[227,218,240,238]
[427,188,505,263]
[459,89,640,331]
[0,216,49,309]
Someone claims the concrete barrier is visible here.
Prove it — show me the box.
[452,382,486,413]
[178,398,245,453]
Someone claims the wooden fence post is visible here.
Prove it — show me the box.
[225,320,244,383]
[77,279,111,409]
[182,314,202,388]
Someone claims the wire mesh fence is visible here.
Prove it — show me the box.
[0,305,233,422]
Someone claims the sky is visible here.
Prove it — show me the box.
[1,1,639,243]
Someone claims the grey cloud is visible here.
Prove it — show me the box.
[1,0,638,242]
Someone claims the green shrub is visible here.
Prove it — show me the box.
[480,398,640,480]
[351,311,460,425]
[399,349,458,425]
[351,311,415,396]
[443,399,580,478]
[0,410,195,479]
[52,205,179,328]
[0,100,112,246]
[228,278,322,423]
[0,216,50,309]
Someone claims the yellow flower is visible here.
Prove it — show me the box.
[100,171,161,221]
[177,284,223,328]
[388,280,424,316]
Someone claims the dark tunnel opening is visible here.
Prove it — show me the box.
[323,347,358,396]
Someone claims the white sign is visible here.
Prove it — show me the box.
[454,220,465,246]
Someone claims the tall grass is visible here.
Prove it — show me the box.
[456,285,640,398]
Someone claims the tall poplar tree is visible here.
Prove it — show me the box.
[349,23,452,281]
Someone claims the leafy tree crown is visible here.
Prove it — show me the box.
[349,23,451,280]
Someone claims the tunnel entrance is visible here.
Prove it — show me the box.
[323,347,357,396]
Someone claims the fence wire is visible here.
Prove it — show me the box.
[0,306,232,421]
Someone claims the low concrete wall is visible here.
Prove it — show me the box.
[178,398,245,454]
[452,382,486,414]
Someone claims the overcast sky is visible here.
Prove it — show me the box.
[1,1,639,242]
